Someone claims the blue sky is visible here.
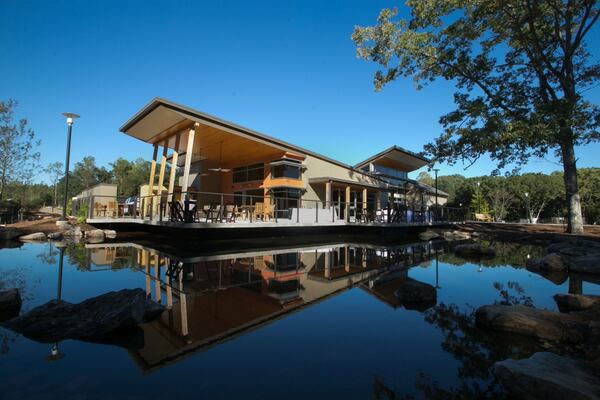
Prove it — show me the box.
[1,0,599,183]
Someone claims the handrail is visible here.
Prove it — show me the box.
[72,189,468,225]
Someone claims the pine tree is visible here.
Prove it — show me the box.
[470,189,489,215]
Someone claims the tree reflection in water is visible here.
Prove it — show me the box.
[374,280,543,399]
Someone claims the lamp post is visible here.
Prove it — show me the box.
[432,168,440,208]
[48,245,65,361]
[59,113,79,224]
[524,192,530,223]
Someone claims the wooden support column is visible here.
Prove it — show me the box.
[324,250,331,279]
[154,255,162,303]
[345,185,351,222]
[181,123,198,200]
[156,141,168,218]
[325,180,332,208]
[344,246,350,272]
[362,188,367,211]
[144,250,151,298]
[179,269,189,337]
[144,144,159,219]
[167,134,181,203]
[165,257,173,309]
[376,191,382,210]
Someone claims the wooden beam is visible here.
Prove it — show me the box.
[144,144,159,219]
[154,255,162,303]
[362,188,367,211]
[181,123,198,199]
[156,141,168,218]
[167,134,181,203]
[325,180,332,208]
[345,185,350,222]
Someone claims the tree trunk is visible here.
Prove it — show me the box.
[54,182,58,207]
[561,139,584,234]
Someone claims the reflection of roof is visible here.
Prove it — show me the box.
[354,145,430,171]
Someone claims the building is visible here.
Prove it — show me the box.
[72,183,118,217]
[116,97,448,226]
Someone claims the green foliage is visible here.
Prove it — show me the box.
[416,171,434,186]
[579,168,600,224]
[0,100,41,199]
[76,202,88,224]
[469,187,489,215]
[353,1,600,233]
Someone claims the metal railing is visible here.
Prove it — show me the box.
[75,190,467,225]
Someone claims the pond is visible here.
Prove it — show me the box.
[1,237,599,399]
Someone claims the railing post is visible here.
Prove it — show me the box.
[159,196,163,223]
[274,199,278,223]
[331,202,334,222]
[297,199,300,223]
[184,196,189,223]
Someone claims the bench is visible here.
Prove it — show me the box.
[474,213,493,222]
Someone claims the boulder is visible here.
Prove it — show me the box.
[494,352,600,400]
[443,230,471,241]
[47,231,63,240]
[103,229,117,239]
[1,288,164,343]
[527,253,568,273]
[454,243,496,258]
[84,229,105,239]
[475,304,588,342]
[0,227,24,241]
[565,254,600,275]
[0,289,22,321]
[419,230,440,241]
[394,278,437,311]
[63,226,82,237]
[554,294,600,313]
[18,232,46,241]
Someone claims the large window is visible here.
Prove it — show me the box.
[271,164,301,179]
[274,252,299,270]
[234,189,264,205]
[271,188,301,210]
[233,163,264,183]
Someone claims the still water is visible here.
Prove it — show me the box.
[1,238,599,399]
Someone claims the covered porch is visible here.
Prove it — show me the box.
[121,98,309,223]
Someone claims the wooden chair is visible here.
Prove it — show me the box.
[107,201,117,217]
[205,202,221,222]
[222,203,237,223]
[263,202,274,221]
[254,202,264,220]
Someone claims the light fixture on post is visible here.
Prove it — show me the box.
[57,112,80,227]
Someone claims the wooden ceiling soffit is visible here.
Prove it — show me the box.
[149,119,195,146]
[170,109,295,155]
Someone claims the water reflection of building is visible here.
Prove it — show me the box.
[82,240,442,372]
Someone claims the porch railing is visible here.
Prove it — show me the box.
[74,190,467,225]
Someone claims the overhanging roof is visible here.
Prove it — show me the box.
[120,98,429,175]
[354,146,430,172]
[120,97,353,170]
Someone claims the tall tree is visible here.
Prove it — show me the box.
[353,1,600,233]
[44,161,63,207]
[0,100,41,199]
[110,158,133,196]
[416,171,434,186]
